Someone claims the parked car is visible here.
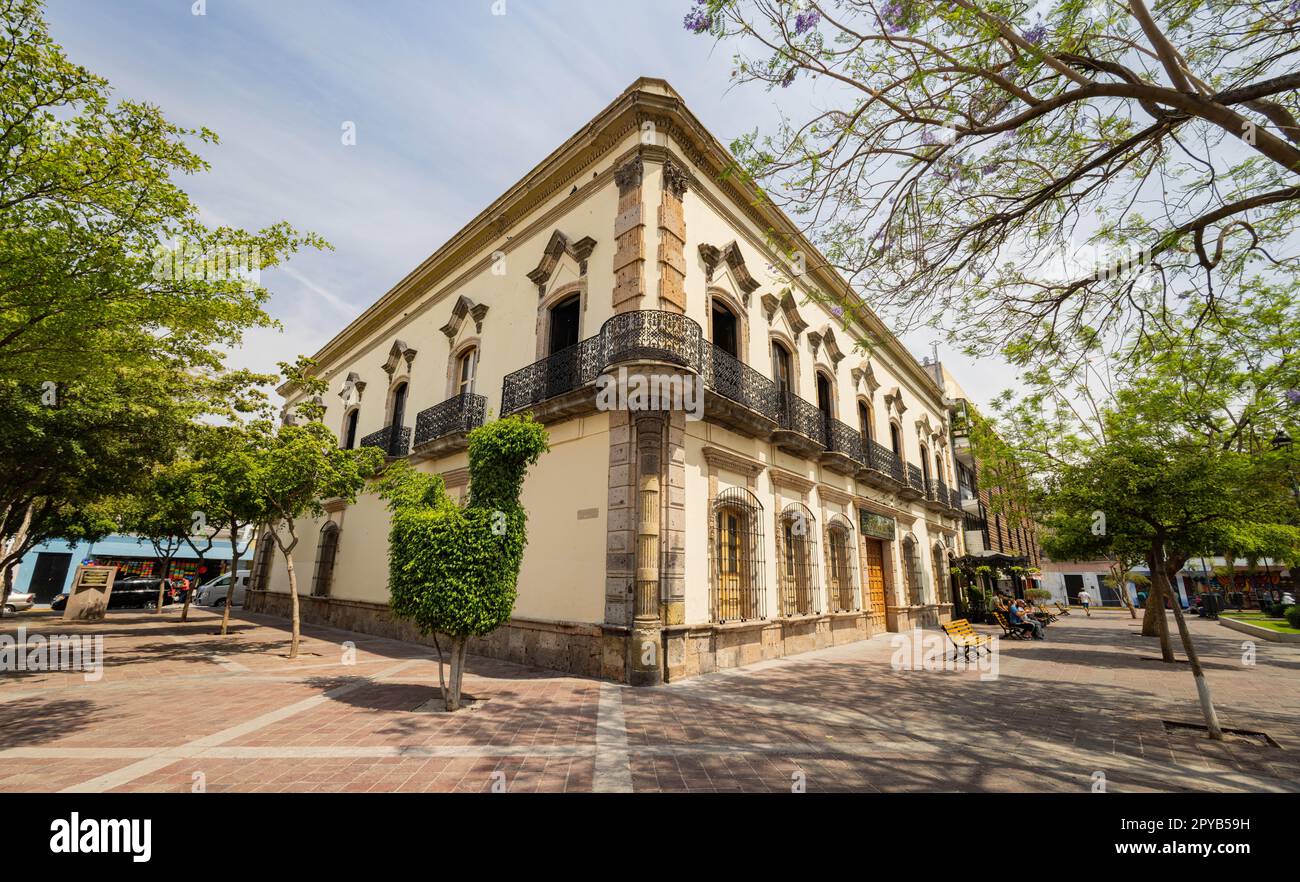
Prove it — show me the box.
[49,578,174,612]
[196,572,250,608]
[2,590,35,615]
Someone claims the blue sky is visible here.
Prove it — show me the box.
[44,0,1017,408]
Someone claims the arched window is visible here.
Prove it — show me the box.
[932,543,950,605]
[815,371,834,420]
[548,294,581,356]
[253,532,275,592]
[826,514,859,612]
[312,522,340,598]
[920,443,932,484]
[711,300,739,358]
[858,401,874,443]
[771,340,793,393]
[711,488,766,623]
[342,408,359,450]
[389,381,409,429]
[889,421,903,458]
[902,535,925,605]
[779,502,819,615]
[455,346,478,396]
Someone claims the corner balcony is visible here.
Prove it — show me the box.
[412,392,486,459]
[360,423,412,459]
[501,310,700,424]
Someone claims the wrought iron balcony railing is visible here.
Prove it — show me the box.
[950,486,963,510]
[823,415,865,463]
[603,309,701,368]
[501,335,605,415]
[776,390,827,445]
[906,463,926,494]
[414,392,486,448]
[866,438,906,483]
[701,341,781,422]
[361,423,412,458]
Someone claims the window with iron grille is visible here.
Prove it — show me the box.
[253,532,275,591]
[312,522,340,598]
[826,514,859,612]
[902,536,926,605]
[778,502,819,616]
[710,487,766,623]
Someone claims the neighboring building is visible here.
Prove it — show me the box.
[1039,558,1133,607]
[14,532,244,604]
[254,79,966,684]
[924,361,1043,603]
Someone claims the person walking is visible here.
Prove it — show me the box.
[1077,587,1092,617]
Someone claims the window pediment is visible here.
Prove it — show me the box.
[699,241,759,306]
[851,360,881,395]
[382,340,417,377]
[527,229,597,296]
[761,288,809,341]
[338,372,367,408]
[440,294,490,342]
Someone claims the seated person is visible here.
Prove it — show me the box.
[1007,601,1045,639]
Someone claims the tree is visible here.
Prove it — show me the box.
[375,415,549,711]
[254,360,383,659]
[0,0,326,386]
[685,1,1300,365]
[1001,278,1299,739]
[188,422,270,637]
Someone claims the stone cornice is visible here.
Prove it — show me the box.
[817,484,854,506]
[770,469,816,494]
[701,445,765,477]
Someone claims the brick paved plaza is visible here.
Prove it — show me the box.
[0,607,1296,793]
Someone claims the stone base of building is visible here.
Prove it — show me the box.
[244,589,629,682]
[886,603,946,631]
[662,611,872,682]
[244,590,879,685]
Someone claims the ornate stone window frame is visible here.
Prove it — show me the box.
[446,338,482,399]
[768,330,801,394]
[706,286,750,365]
[527,229,597,300]
[535,282,586,361]
[699,241,760,308]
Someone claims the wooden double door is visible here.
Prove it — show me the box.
[863,538,888,629]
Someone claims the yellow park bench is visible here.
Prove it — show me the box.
[940,618,994,660]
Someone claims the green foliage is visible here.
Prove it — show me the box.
[1286,606,1300,630]
[0,0,326,386]
[378,415,549,639]
[688,2,1300,371]
[1026,587,1052,602]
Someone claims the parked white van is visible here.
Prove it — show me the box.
[196,572,251,608]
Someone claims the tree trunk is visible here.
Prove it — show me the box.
[155,553,173,614]
[446,636,468,711]
[1167,586,1224,740]
[1145,549,1175,661]
[1,561,12,611]
[220,546,240,636]
[285,550,300,659]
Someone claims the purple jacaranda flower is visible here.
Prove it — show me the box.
[921,130,938,145]
[831,305,844,318]
[881,1,907,34]
[683,0,712,33]
[781,67,797,88]
[794,10,821,35]
[1023,21,1047,45]
[981,164,998,174]
[1286,389,1300,405]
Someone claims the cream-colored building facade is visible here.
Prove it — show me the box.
[250,79,965,684]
